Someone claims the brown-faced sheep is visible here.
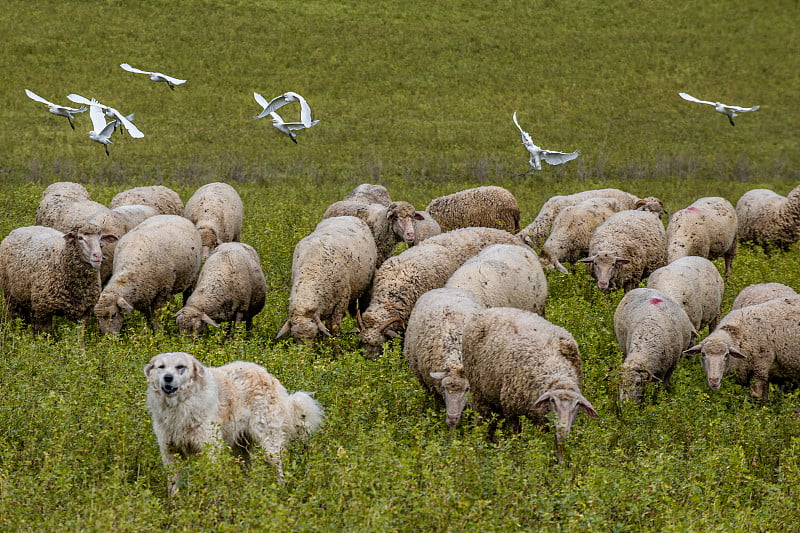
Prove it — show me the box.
[426,186,520,233]
[666,196,738,277]
[184,182,244,257]
[736,184,800,251]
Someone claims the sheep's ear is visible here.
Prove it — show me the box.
[578,256,595,264]
[384,328,401,339]
[101,234,119,244]
[429,371,447,381]
[355,309,365,330]
[690,329,700,341]
[117,297,134,313]
[645,369,662,383]
[275,320,291,339]
[578,395,599,418]
[614,257,631,265]
[200,313,218,327]
[413,211,425,221]
[63,231,77,242]
[684,344,702,356]
[314,314,331,337]
[533,391,553,410]
[729,346,747,360]
[555,260,569,274]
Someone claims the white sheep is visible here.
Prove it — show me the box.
[735,184,800,251]
[580,210,668,293]
[358,227,523,359]
[519,188,662,247]
[731,282,797,310]
[403,287,486,427]
[461,307,598,441]
[34,182,91,224]
[646,256,724,332]
[411,210,442,245]
[109,185,184,215]
[109,204,160,231]
[0,223,117,335]
[277,216,377,343]
[614,288,696,402]
[322,200,424,266]
[426,186,520,233]
[445,243,547,315]
[536,197,621,273]
[343,183,392,206]
[94,215,202,334]
[685,295,800,400]
[666,196,738,277]
[175,242,267,335]
[184,182,244,257]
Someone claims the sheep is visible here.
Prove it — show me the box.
[461,307,598,442]
[735,184,800,251]
[426,186,520,233]
[277,216,377,343]
[184,182,244,257]
[518,188,659,247]
[94,215,202,334]
[358,227,524,359]
[411,211,442,245]
[444,243,547,315]
[685,295,800,401]
[614,288,696,402]
[731,282,797,310]
[343,183,392,206]
[646,256,724,332]
[579,210,668,293]
[34,182,91,224]
[109,185,184,216]
[109,204,160,231]
[0,223,117,335]
[175,242,267,335]
[403,288,486,427]
[322,200,424,266]
[536,197,621,273]
[666,196,738,277]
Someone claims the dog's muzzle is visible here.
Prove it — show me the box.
[160,374,178,395]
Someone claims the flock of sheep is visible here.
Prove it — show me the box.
[0,180,799,449]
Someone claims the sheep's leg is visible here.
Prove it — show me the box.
[751,377,769,403]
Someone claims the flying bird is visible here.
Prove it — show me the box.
[25,89,87,130]
[265,111,320,144]
[87,103,117,156]
[512,111,580,173]
[254,91,316,127]
[678,92,760,126]
[67,94,144,138]
[119,63,186,90]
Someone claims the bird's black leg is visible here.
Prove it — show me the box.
[168,82,175,91]
[68,117,75,130]
[104,144,110,156]
[728,115,735,127]
[290,136,298,145]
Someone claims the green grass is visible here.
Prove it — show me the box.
[0,0,799,531]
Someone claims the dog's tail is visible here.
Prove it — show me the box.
[289,391,324,437]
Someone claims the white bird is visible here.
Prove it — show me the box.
[120,63,186,90]
[678,92,760,127]
[25,89,87,130]
[67,94,144,138]
[512,111,580,173]
[266,111,320,144]
[254,91,315,127]
[88,104,117,156]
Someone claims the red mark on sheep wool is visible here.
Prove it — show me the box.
[686,206,699,212]
[650,297,665,305]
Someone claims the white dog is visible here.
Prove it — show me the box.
[144,351,324,494]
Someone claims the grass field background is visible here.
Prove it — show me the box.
[0,1,799,531]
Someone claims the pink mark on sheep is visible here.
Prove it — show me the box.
[649,297,665,305]
[686,206,700,212]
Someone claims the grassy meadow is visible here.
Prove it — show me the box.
[1,0,799,530]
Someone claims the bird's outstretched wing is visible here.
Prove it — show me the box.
[284,119,320,131]
[25,89,55,106]
[107,107,144,138]
[67,93,99,108]
[120,63,152,75]
[541,150,580,166]
[678,92,715,106]
[159,73,186,85]
[726,104,760,113]
[259,93,295,118]
[89,105,108,132]
[291,93,314,127]
[253,92,271,118]
[512,111,535,145]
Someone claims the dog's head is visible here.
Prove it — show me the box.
[144,352,205,398]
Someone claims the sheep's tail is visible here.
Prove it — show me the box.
[288,391,324,437]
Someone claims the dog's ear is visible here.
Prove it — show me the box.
[190,355,205,379]
[144,357,157,377]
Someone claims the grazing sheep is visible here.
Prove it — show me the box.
[109,204,160,231]
[666,197,738,277]
[685,295,800,400]
[403,288,486,427]
[445,243,547,315]
[736,184,800,251]
[277,216,377,343]
[343,183,392,206]
[426,186,520,233]
[34,182,92,224]
[580,210,668,293]
[358,227,523,359]
[184,182,244,257]
[0,223,117,335]
[518,188,650,247]
[646,256,724,332]
[94,215,202,334]
[536,197,621,273]
[461,307,598,441]
[109,185,184,216]
[322,200,424,266]
[175,242,267,335]
[411,211,442,245]
[614,288,696,402]
[731,282,797,310]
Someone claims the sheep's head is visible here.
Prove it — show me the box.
[196,224,221,258]
[579,252,629,291]
[429,367,470,427]
[359,316,403,360]
[65,227,118,270]
[684,331,745,390]
[536,245,569,273]
[635,197,665,219]
[94,292,134,334]
[175,306,218,335]
[618,364,661,403]
[533,389,598,441]
[275,313,330,344]
[387,201,424,244]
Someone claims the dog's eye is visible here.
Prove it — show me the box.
[157,364,165,369]
[176,365,187,374]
